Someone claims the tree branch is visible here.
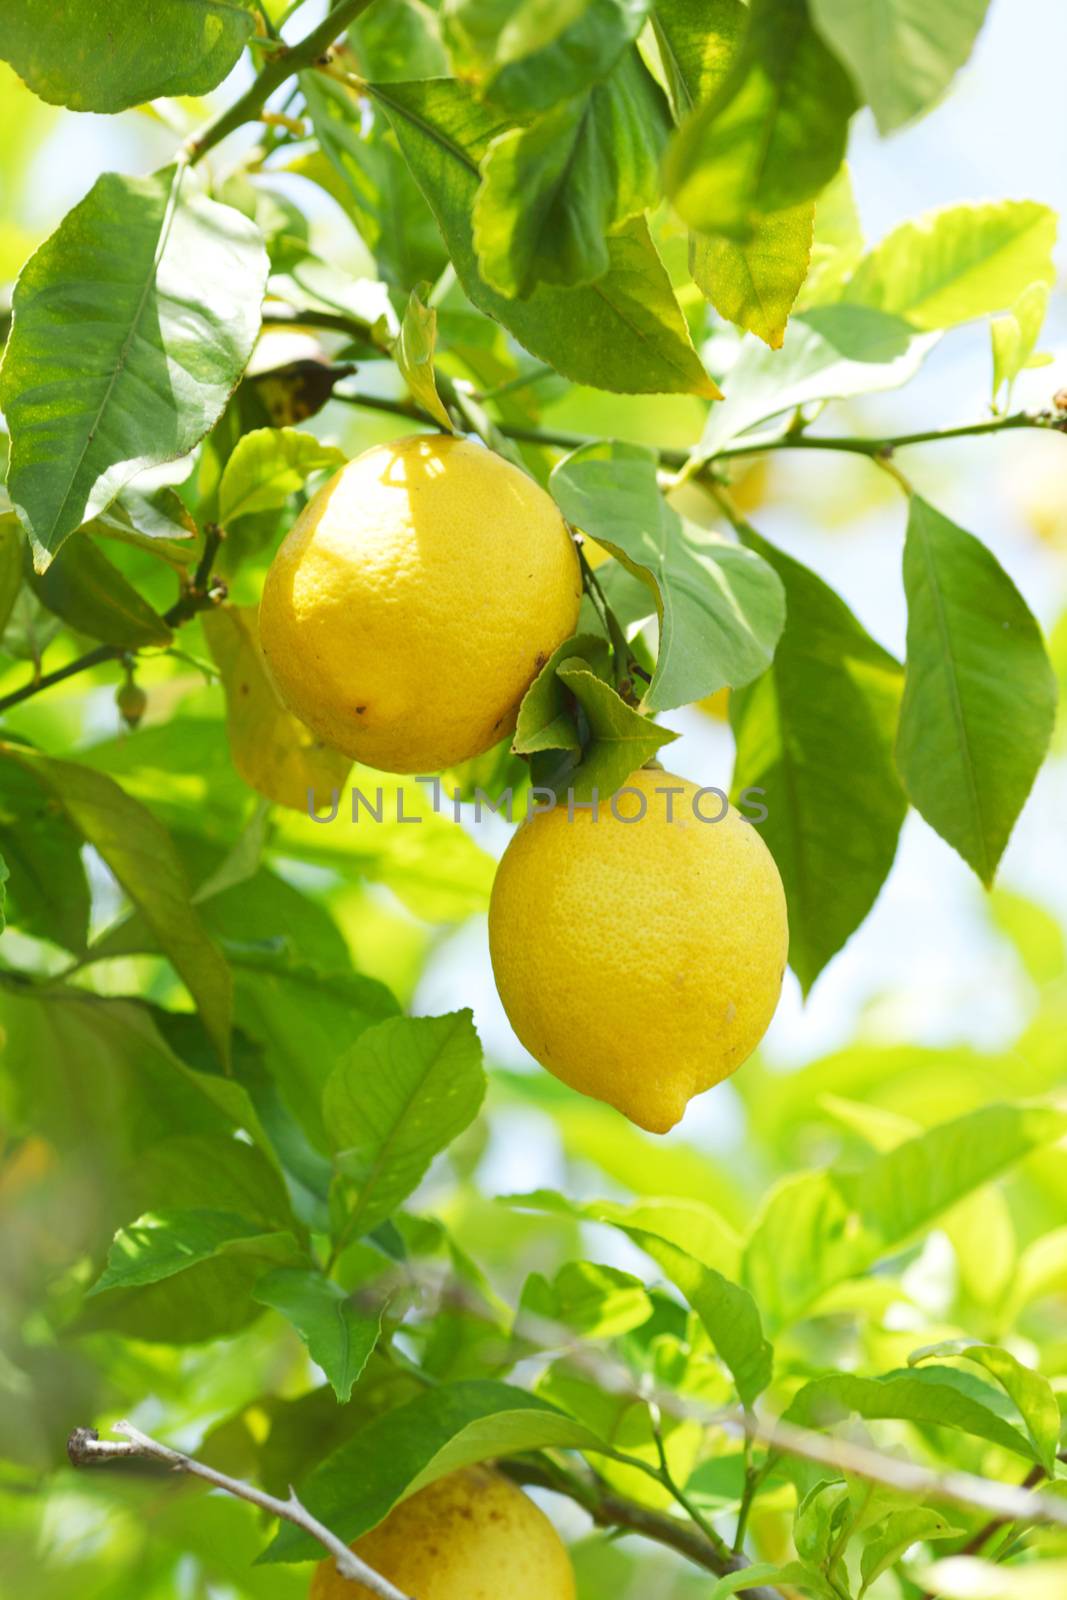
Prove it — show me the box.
[500,1456,785,1600]
[67,1421,412,1600]
[186,0,379,166]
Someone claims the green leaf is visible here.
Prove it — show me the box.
[0,517,24,634]
[809,0,991,134]
[371,76,717,396]
[691,203,814,349]
[991,282,1050,406]
[217,427,346,526]
[0,745,233,1062]
[0,851,5,932]
[351,0,449,82]
[551,659,678,799]
[323,1011,486,1240]
[621,1228,773,1404]
[654,0,814,346]
[909,1340,1061,1474]
[513,633,612,755]
[702,303,939,457]
[859,1509,961,1595]
[473,48,667,296]
[31,532,172,647]
[650,0,746,120]
[394,288,456,432]
[711,1565,838,1600]
[0,167,268,567]
[253,1268,384,1402]
[784,1369,1035,1461]
[445,0,650,112]
[88,1208,290,1296]
[0,0,256,113]
[743,1102,1067,1329]
[730,528,907,992]
[844,201,1057,331]
[551,441,785,708]
[897,496,1057,884]
[664,0,856,237]
[263,1379,604,1562]
[202,603,352,813]
[505,1188,743,1279]
[0,754,91,951]
[297,74,449,291]
[519,1260,652,1339]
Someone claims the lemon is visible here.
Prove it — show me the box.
[309,1465,575,1600]
[489,768,788,1133]
[259,434,582,773]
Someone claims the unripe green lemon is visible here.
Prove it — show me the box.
[489,769,789,1133]
[259,434,581,774]
[308,1465,575,1600]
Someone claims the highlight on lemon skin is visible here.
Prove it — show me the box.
[259,433,582,775]
[488,769,789,1134]
[308,1465,576,1600]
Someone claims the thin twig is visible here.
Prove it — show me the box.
[67,1421,412,1600]
[185,0,379,166]
[0,525,226,715]
[500,1456,784,1600]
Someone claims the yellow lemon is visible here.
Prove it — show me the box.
[489,769,788,1133]
[308,1465,575,1600]
[259,435,581,773]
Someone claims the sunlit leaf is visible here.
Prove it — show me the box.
[909,1339,1061,1473]
[217,428,345,527]
[394,288,455,432]
[0,0,256,113]
[809,0,991,134]
[0,167,268,567]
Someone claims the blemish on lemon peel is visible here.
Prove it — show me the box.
[259,434,581,774]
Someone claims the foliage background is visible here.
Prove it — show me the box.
[1,2,1066,1598]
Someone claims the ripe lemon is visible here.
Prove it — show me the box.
[259,435,581,773]
[309,1465,575,1600]
[489,769,788,1133]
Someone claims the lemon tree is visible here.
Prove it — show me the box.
[1,4,1066,1600]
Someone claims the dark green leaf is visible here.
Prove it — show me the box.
[897,497,1057,884]
[31,532,172,647]
[0,517,24,633]
[371,77,717,396]
[0,0,256,113]
[0,167,268,567]
[297,74,450,291]
[472,49,668,296]
[0,746,232,1062]
[730,528,907,991]
[263,1380,603,1562]
[551,441,785,708]
[0,754,91,951]
[253,1268,385,1402]
[323,1011,486,1239]
[664,0,856,237]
